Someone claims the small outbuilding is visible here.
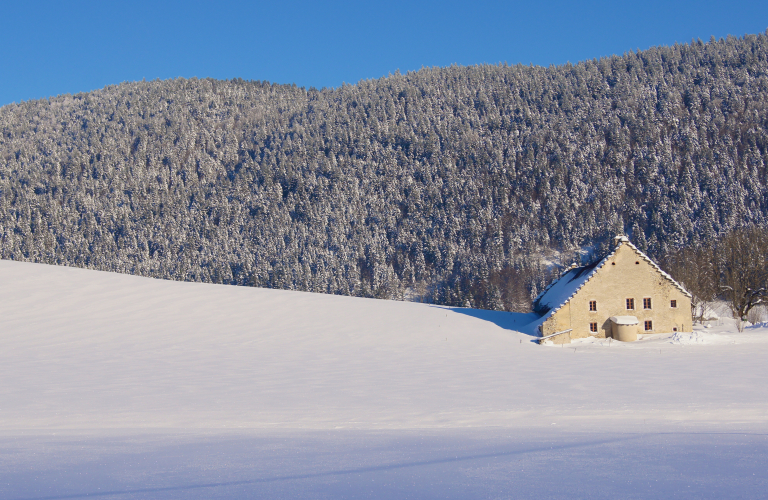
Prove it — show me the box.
[609,315,640,342]
[535,236,692,344]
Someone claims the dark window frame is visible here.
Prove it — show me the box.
[643,297,652,309]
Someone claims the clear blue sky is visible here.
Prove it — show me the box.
[1,0,766,107]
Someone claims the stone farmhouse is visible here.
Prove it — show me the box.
[534,236,692,344]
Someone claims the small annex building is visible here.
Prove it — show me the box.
[534,236,692,344]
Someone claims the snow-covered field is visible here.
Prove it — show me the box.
[1,260,767,499]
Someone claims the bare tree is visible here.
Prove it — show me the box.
[662,244,718,323]
[717,227,768,323]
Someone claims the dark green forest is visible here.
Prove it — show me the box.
[2,33,768,311]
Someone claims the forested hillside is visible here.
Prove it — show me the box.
[1,33,768,310]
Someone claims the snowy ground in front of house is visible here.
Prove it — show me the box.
[1,260,766,499]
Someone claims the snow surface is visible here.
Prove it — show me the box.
[669,331,731,345]
[609,315,639,325]
[1,260,767,499]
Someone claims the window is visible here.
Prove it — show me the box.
[644,320,653,331]
[589,300,597,311]
[670,300,677,308]
[643,297,652,309]
[590,322,598,333]
[626,298,635,310]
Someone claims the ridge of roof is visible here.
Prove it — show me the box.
[533,239,692,323]
[623,240,692,299]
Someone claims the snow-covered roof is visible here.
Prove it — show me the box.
[533,260,602,315]
[533,237,692,321]
[609,316,639,325]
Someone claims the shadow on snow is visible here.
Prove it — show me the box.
[433,306,543,338]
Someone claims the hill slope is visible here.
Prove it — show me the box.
[1,259,766,431]
[2,34,768,310]
[2,261,768,498]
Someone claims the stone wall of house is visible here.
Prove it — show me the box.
[540,242,692,344]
